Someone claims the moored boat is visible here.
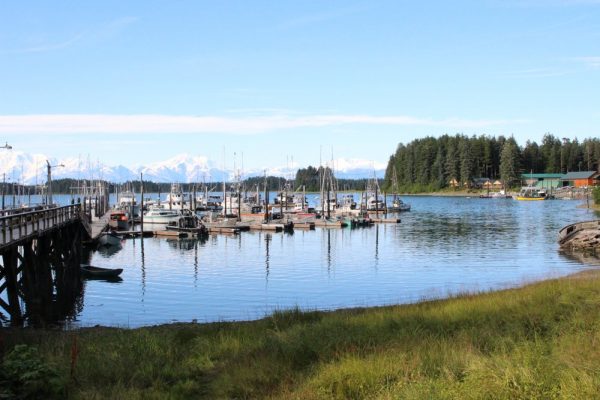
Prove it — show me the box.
[81,264,123,278]
[387,197,411,212]
[97,232,122,247]
[108,210,130,230]
[143,207,184,224]
[514,186,548,201]
[165,215,208,236]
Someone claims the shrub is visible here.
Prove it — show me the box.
[0,344,64,399]
[593,187,600,205]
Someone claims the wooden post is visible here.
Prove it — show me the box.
[375,184,379,217]
[264,172,269,222]
[2,248,22,324]
[140,173,144,232]
[237,190,241,221]
[326,185,331,219]
[384,191,387,216]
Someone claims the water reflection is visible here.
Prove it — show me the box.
[264,232,271,281]
[559,250,600,267]
[96,244,124,258]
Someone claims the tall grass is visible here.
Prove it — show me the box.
[3,272,600,399]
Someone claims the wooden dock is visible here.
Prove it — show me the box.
[208,226,240,234]
[370,218,401,224]
[86,211,111,242]
[113,230,155,238]
[314,219,347,228]
[249,223,283,232]
[154,230,188,238]
[293,221,315,230]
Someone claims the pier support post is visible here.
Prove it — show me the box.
[2,248,22,325]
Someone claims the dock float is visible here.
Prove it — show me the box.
[154,230,188,238]
[314,220,347,228]
[292,221,315,230]
[249,224,283,232]
[234,223,252,231]
[370,218,401,224]
[208,226,240,234]
[114,230,155,238]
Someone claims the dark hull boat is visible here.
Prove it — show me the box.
[81,265,123,278]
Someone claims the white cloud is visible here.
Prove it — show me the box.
[4,16,139,54]
[0,113,524,135]
[16,32,86,53]
[576,56,600,68]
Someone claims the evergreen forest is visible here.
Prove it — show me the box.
[382,133,600,193]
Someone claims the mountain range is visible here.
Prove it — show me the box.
[0,152,386,184]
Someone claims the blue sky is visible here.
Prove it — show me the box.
[0,0,599,171]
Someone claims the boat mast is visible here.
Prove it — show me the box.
[263,170,269,222]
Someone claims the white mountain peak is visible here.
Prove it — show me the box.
[0,151,385,184]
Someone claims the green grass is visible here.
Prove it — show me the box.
[3,271,600,399]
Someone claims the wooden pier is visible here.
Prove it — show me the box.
[0,204,89,326]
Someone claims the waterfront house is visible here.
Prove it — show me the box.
[473,178,491,189]
[560,171,600,188]
[520,173,562,190]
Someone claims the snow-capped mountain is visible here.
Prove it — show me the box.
[0,151,385,184]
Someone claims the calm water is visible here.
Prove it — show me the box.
[3,194,600,327]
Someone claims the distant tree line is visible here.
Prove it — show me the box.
[293,166,369,192]
[384,134,600,192]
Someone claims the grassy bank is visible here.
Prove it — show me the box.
[3,271,600,399]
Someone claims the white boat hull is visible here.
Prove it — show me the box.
[98,232,121,247]
[143,215,181,224]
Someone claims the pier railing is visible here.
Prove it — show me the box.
[0,204,83,249]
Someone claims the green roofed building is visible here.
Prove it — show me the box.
[520,173,563,189]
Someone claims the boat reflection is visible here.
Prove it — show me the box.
[165,237,208,251]
[559,250,600,267]
[96,243,124,258]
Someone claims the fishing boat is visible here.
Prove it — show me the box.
[362,194,386,211]
[97,232,122,247]
[387,197,411,212]
[165,215,208,236]
[108,210,129,230]
[81,264,123,278]
[164,183,190,210]
[144,207,184,224]
[514,186,548,201]
[118,189,140,218]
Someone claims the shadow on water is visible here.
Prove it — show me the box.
[9,244,127,327]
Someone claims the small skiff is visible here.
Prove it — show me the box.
[81,265,123,278]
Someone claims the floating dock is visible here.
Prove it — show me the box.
[154,230,188,238]
[292,221,315,230]
[207,226,240,234]
[249,224,283,232]
[113,230,155,238]
[370,218,401,224]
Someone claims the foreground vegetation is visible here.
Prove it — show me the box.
[3,271,600,399]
